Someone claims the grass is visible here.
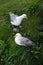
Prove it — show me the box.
[0,0,43,65]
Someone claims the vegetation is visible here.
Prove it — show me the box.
[0,0,43,65]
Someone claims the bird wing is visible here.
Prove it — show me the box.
[20,37,32,46]
[9,12,18,21]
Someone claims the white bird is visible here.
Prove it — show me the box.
[9,12,27,26]
[14,33,35,46]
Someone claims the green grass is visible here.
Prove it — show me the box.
[0,0,43,65]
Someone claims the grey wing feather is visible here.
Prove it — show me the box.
[20,37,33,46]
[9,12,18,21]
[20,37,31,44]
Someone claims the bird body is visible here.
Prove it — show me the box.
[14,33,34,46]
[11,17,22,26]
[9,12,27,26]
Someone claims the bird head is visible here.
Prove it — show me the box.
[21,14,27,18]
[14,33,22,38]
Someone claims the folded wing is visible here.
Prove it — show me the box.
[20,37,33,46]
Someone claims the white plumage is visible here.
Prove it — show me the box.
[9,12,27,26]
[14,33,34,46]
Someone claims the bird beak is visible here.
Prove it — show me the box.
[26,16,28,19]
